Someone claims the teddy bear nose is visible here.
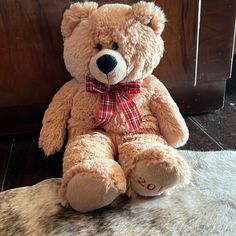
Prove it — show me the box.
[96,54,118,74]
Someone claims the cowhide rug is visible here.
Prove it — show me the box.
[0,151,236,236]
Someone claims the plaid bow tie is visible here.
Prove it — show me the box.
[86,78,142,133]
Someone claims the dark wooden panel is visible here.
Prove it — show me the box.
[156,0,199,88]
[0,103,47,136]
[2,133,63,191]
[197,0,236,83]
[0,0,70,107]
[228,55,236,89]
[171,80,226,114]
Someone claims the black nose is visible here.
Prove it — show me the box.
[96,54,118,74]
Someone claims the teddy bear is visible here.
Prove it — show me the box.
[39,1,190,213]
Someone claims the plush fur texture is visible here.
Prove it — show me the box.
[39,2,190,212]
[1,151,236,235]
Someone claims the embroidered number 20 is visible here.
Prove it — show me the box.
[138,177,156,191]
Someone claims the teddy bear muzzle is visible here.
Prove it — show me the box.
[89,49,127,85]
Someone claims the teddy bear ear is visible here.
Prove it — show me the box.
[61,2,98,38]
[131,1,166,36]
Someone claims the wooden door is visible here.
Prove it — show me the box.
[0,0,70,134]
[0,0,235,134]
[174,0,236,113]
[0,0,71,107]
[156,0,200,88]
[0,0,199,107]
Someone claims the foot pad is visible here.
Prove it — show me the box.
[66,174,119,212]
[130,161,178,196]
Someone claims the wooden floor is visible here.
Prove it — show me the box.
[0,79,235,192]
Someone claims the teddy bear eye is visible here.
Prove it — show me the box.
[112,42,119,50]
[96,44,103,51]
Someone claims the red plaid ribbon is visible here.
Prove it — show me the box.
[86,78,142,133]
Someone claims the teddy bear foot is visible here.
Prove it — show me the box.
[66,174,119,212]
[129,161,177,196]
[130,157,190,197]
[61,159,126,212]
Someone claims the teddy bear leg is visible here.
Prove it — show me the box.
[60,131,126,212]
[118,135,190,197]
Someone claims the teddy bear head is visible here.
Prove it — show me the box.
[61,1,166,85]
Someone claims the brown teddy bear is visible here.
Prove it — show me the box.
[39,1,190,213]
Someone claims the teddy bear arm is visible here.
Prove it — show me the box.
[39,80,78,156]
[149,78,189,148]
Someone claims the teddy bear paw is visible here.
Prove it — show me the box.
[66,174,119,212]
[130,160,189,197]
[61,159,126,212]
